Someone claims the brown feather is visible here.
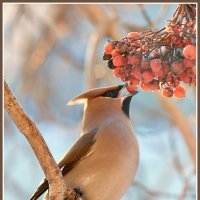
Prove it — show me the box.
[29,128,97,200]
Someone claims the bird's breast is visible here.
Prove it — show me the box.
[64,118,139,200]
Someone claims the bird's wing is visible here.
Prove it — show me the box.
[29,128,97,200]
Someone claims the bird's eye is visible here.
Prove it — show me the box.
[105,91,114,98]
[103,90,118,98]
[102,89,119,98]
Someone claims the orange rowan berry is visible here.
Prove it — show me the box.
[140,82,149,91]
[183,45,196,60]
[183,58,195,68]
[180,71,190,83]
[113,55,127,67]
[104,43,114,54]
[126,83,138,93]
[150,59,162,72]
[174,86,185,98]
[113,68,122,78]
[128,55,141,65]
[129,76,140,86]
[127,32,140,40]
[131,67,142,80]
[142,70,154,83]
[111,49,121,58]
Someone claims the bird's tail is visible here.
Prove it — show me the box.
[29,178,49,200]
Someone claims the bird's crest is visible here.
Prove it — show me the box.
[66,85,119,105]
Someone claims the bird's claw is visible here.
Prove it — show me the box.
[74,187,84,199]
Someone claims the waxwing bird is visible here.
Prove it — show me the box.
[30,84,139,200]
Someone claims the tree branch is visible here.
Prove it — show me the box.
[156,92,196,168]
[138,4,154,28]
[81,4,121,40]
[4,80,76,200]
[84,30,104,90]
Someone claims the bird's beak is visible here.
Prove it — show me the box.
[118,83,139,99]
[117,83,127,98]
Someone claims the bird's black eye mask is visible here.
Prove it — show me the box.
[102,90,118,98]
[101,85,125,98]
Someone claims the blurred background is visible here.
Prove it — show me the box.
[3,3,196,200]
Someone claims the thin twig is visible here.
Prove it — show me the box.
[132,181,180,198]
[178,170,195,200]
[138,4,153,27]
[153,5,170,26]
[132,180,195,199]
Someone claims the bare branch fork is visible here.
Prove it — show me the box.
[4,80,76,200]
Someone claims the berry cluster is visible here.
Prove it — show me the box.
[103,4,196,98]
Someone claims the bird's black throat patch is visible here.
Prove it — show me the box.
[122,96,133,118]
